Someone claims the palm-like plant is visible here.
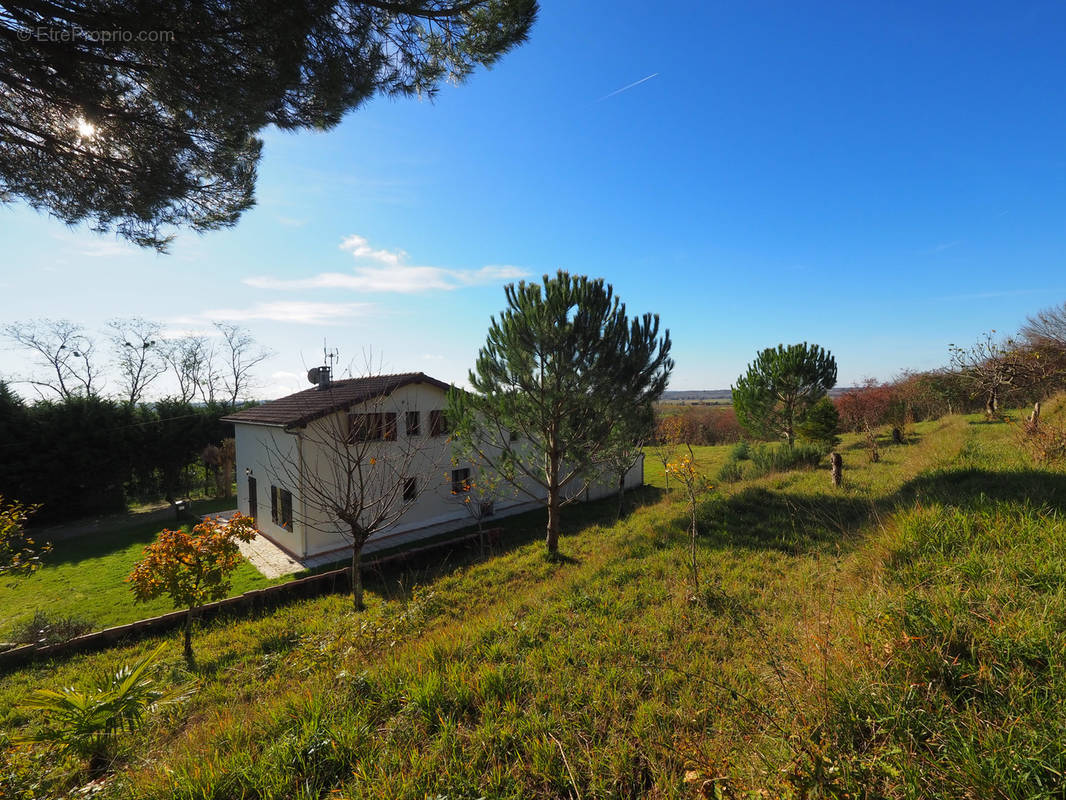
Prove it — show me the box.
[17,644,192,773]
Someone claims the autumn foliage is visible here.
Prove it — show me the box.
[0,495,48,576]
[128,513,256,665]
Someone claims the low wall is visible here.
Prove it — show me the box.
[0,528,498,672]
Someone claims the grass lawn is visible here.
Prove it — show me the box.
[2,405,1064,798]
[0,499,287,637]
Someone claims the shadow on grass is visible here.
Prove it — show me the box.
[700,487,874,555]
[39,521,167,568]
[307,486,665,606]
[697,467,1066,557]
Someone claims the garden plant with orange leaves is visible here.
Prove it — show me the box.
[128,513,256,667]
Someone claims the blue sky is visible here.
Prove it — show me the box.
[2,0,1065,398]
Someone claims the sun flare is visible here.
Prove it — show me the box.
[74,116,96,139]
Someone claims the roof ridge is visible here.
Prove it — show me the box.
[220,372,449,428]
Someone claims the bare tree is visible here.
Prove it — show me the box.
[215,323,271,407]
[949,331,1047,418]
[162,335,217,404]
[107,317,165,404]
[265,377,441,610]
[2,319,101,400]
[1021,302,1066,385]
[1022,301,1066,352]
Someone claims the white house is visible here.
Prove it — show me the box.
[222,372,644,562]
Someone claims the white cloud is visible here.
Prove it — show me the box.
[194,301,374,325]
[276,216,307,228]
[243,234,528,294]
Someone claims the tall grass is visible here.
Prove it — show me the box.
[1,410,1063,798]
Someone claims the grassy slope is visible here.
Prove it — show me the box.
[0,500,286,635]
[1,411,1065,798]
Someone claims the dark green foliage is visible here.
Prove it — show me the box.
[748,442,825,476]
[715,457,744,483]
[0,1,538,249]
[729,441,751,461]
[0,382,28,499]
[0,392,232,522]
[450,271,672,554]
[796,396,841,448]
[732,342,838,446]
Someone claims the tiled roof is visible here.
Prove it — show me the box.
[221,372,450,429]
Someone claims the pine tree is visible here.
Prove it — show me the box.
[732,343,837,447]
[450,272,673,556]
[0,1,537,249]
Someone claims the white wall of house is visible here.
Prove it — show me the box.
[232,381,644,560]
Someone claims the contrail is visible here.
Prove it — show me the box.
[596,72,660,102]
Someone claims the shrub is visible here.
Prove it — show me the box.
[7,611,93,647]
[716,457,744,483]
[1020,420,1066,466]
[749,443,825,476]
[658,407,744,446]
[729,441,751,461]
[16,644,191,773]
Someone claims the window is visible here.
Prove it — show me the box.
[430,409,449,437]
[509,430,519,442]
[383,412,397,441]
[270,485,293,532]
[451,467,471,494]
[480,501,495,518]
[348,412,397,442]
[405,410,421,437]
[403,477,417,502]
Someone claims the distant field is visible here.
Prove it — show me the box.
[659,386,858,406]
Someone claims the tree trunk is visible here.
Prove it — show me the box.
[183,606,196,668]
[351,539,364,611]
[546,490,560,555]
[689,503,699,594]
[985,388,999,418]
[545,444,561,556]
[830,452,842,487]
[616,473,626,521]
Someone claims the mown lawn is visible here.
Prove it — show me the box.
[0,500,286,637]
[1,407,1064,799]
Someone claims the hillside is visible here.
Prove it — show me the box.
[2,407,1066,798]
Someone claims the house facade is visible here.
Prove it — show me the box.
[222,372,644,561]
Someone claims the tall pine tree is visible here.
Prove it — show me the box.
[450,272,672,555]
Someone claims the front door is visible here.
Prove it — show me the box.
[247,475,257,523]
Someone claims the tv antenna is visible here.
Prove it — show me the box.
[323,341,339,374]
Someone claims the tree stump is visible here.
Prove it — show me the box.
[892,426,903,445]
[830,452,842,487]
[1028,401,1041,431]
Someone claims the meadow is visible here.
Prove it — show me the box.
[1,405,1064,799]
